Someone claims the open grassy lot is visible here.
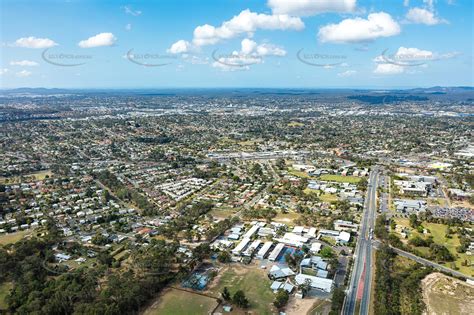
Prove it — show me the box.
[0,282,13,310]
[394,218,473,276]
[287,121,304,127]
[289,168,311,178]
[304,188,338,203]
[310,299,331,315]
[207,265,275,315]
[319,174,361,184]
[209,207,238,219]
[0,230,31,245]
[144,288,218,315]
[0,170,52,184]
[273,211,301,224]
[422,272,474,315]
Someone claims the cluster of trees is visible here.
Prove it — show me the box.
[158,201,215,239]
[221,287,249,308]
[97,170,158,216]
[273,289,289,309]
[374,244,432,315]
[378,214,454,263]
[242,207,277,221]
[329,287,345,315]
[0,234,180,315]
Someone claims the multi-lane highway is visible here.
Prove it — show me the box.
[343,169,378,315]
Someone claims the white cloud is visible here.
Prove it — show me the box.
[13,36,58,48]
[403,0,410,7]
[123,6,141,16]
[375,47,434,65]
[338,70,357,77]
[78,33,116,48]
[405,7,447,25]
[212,38,286,71]
[268,0,356,16]
[0,68,8,75]
[167,40,193,54]
[10,60,39,66]
[373,46,438,74]
[192,9,304,46]
[318,12,400,43]
[125,23,132,31]
[373,63,405,74]
[16,70,32,77]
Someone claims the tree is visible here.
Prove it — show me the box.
[409,214,419,229]
[299,279,312,297]
[232,290,249,308]
[97,251,114,267]
[217,251,231,263]
[329,287,345,315]
[320,246,334,258]
[273,289,289,309]
[221,287,231,301]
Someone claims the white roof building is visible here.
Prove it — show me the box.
[337,231,351,243]
[276,232,309,247]
[268,243,285,262]
[295,274,333,293]
[232,237,251,255]
[257,241,273,259]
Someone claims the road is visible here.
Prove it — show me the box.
[371,240,474,281]
[343,168,378,315]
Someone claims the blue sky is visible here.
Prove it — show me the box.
[1,0,472,89]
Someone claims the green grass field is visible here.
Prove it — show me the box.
[144,288,218,315]
[288,169,311,178]
[0,170,52,184]
[304,188,338,202]
[395,218,473,276]
[208,266,274,315]
[0,230,31,245]
[319,174,361,184]
[0,282,13,310]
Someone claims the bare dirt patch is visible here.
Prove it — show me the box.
[422,272,474,315]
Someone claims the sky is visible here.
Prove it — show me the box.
[0,0,473,89]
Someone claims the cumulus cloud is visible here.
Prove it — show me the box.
[0,68,8,75]
[373,46,440,74]
[338,70,357,77]
[192,9,303,46]
[13,36,58,48]
[318,12,400,43]
[16,70,32,77]
[375,47,433,65]
[167,40,193,54]
[373,63,405,74]
[10,60,39,66]
[78,33,116,48]
[405,7,447,25]
[212,38,286,71]
[267,0,356,16]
